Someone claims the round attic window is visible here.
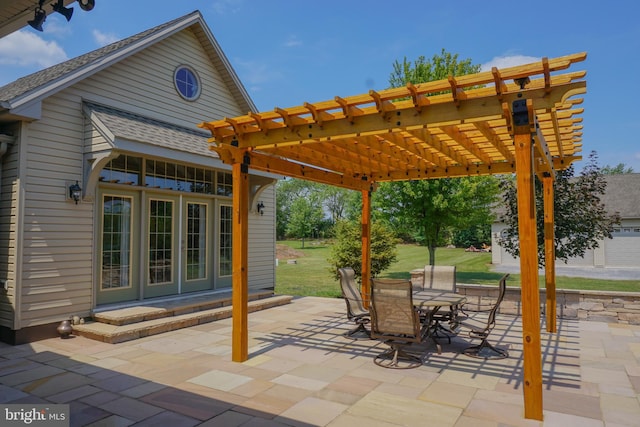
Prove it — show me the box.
[174,66,201,101]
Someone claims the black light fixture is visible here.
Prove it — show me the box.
[257,201,265,215]
[69,181,82,204]
[28,1,47,32]
[78,0,95,11]
[52,0,74,21]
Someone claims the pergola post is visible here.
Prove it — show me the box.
[231,159,249,362]
[361,189,372,307]
[543,174,557,333]
[513,100,543,420]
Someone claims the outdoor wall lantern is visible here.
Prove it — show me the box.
[28,0,95,32]
[257,201,265,215]
[52,0,74,21]
[28,1,47,31]
[69,181,82,204]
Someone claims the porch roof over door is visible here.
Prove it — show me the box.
[199,52,586,189]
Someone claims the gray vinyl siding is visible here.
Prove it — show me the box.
[248,185,276,289]
[14,26,273,327]
[20,95,93,327]
[74,28,244,129]
[0,138,19,328]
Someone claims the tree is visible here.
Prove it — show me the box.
[602,163,634,174]
[328,220,398,283]
[375,177,499,265]
[376,49,500,265]
[320,186,360,224]
[498,151,621,266]
[389,48,481,89]
[285,196,325,248]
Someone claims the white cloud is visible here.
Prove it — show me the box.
[92,29,119,47]
[234,58,283,86]
[0,30,68,68]
[481,55,540,72]
[284,35,302,48]
[211,0,244,14]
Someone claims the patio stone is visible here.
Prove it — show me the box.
[128,410,200,427]
[48,384,102,403]
[98,396,164,421]
[348,390,462,426]
[84,415,134,427]
[0,296,638,426]
[275,396,348,426]
[0,364,64,387]
[271,373,328,391]
[0,383,28,402]
[419,381,476,408]
[141,387,234,420]
[187,369,253,392]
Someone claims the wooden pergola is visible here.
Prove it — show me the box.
[199,52,587,420]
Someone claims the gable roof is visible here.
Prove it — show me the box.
[0,10,255,120]
[493,173,640,220]
[601,173,640,218]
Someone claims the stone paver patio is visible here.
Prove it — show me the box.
[1,296,639,426]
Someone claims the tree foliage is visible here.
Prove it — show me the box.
[389,48,481,89]
[378,49,499,265]
[285,196,325,248]
[375,177,499,265]
[602,163,634,174]
[328,220,398,283]
[498,152,621,266]
[277,178,361,241]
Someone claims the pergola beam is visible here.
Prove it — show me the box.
[205,82,585,149]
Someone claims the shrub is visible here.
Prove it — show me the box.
[328,220,398,283]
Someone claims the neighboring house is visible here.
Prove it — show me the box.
[492,173,640,270]
[0,11,277,344]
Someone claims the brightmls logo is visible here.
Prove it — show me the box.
[2,405,69,426]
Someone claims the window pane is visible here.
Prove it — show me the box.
[187,203,207,280]
[101,196,132,289]
[149,199,173,284]
[219,205,232,276]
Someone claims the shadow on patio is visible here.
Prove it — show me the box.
[1,296,638,426]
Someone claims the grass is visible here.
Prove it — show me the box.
[275,240,640,297]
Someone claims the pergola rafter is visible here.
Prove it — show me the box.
[199,52,588,421]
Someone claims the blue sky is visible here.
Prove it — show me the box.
[1,0,639,171]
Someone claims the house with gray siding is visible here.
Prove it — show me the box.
[491,173,640,273]
[0,11,277,344]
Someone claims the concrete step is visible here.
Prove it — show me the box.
[72,294,293,344]
[93,290,273,326]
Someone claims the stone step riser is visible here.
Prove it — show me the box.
[94,291,273,326]
[72,295,293,344]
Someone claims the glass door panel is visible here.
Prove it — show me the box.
[144,196,179,298]
[97,192,140,305]
[182,199,212,292]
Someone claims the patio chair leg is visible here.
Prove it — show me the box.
[463,339,508,359]
[374,344,423,369]
[343,322,370,340]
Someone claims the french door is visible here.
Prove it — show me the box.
[181,199,213,293]
[97,191,140,305]
[98,191,218,305]
[143,196,179,298]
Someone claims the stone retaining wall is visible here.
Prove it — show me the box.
[456,284,640,325]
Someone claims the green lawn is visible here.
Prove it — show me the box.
[275,240,640,298]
